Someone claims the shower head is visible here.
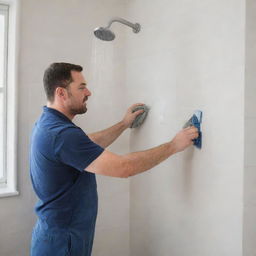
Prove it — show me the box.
[94,17,141,41]
[94,27,115,41]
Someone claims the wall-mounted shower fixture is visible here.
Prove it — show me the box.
[94,17,141,41]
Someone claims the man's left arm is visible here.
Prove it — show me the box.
[88,103,145,148]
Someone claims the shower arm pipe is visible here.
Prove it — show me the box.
[106,17,140,33]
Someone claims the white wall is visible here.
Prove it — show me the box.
[125,0,245,255]
[0,0,130,255]
[0,0,251,256]
[244,0,256,255]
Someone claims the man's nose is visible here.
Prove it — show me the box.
[85,88,92,96]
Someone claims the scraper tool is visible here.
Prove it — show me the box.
[183,110,203,149]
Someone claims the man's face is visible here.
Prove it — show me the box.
[65,71,91,115]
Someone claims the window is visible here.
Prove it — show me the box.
[0,4,8,185]
[0,1,18,197]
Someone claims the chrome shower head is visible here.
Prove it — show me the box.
[94,17,141,41]
[94,27,115,41]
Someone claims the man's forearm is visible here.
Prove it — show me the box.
[122,141,177,177]
[88,121,128,148]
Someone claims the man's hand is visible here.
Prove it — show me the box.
[122,103,145,128]
[171,126,199,153]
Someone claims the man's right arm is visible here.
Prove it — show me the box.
[86,126,198,178]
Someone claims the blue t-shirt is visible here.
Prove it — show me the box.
[30,106,104,234]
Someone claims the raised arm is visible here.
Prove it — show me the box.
[88,103,144,148]
[86,126,198,178]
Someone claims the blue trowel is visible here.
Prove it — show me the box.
[183,110,203,149]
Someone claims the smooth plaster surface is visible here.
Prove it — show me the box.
[0,0,130,255]
[0,0,254,256]
[125,0,244,255]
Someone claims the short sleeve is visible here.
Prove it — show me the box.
[55,127,104,172]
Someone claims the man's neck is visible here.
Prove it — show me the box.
[46,103,74,120]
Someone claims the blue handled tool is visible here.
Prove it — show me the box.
[183,110,203,149]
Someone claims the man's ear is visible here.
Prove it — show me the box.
[55,87,67,99]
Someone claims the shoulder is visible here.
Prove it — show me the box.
[55,125,90,146]
[36,112,80,136]
[58,125,85,137]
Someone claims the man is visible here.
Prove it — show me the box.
[30,62,198,256]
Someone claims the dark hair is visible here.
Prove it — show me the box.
[43,62,83,102]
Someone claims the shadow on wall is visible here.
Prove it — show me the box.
[181,146,195,201]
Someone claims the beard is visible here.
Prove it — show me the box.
[69,104,87,115]
[67,94,88,115]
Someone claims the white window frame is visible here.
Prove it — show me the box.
[0,0,19,197]
[0,4,8,185]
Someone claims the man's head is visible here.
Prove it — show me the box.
[43,62,91,116]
